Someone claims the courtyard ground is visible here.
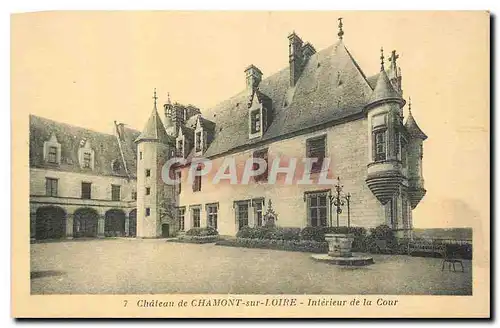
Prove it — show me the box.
[30,239,472,295]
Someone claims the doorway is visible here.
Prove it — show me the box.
[161,224,170,238]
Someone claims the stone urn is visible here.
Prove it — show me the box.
[325,233,355,258]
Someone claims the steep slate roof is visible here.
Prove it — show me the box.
[405,111,428,140]
[29,115,139,178]
[202,40,375,158]
[136,108,174,144]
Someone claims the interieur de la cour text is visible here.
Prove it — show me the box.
[132,297,399,308]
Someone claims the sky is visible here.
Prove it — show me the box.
[11,11,489,228]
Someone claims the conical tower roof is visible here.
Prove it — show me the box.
[368,69,403,105]
[368,48,403,106]
[405,107,428,140]
[135,90,174,144]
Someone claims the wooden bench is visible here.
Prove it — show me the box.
[407,242,446,257]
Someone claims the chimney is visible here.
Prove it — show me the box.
[114,121,126,141]
[288,32,304,86]
[244,65,263,92]
[302,42,316,62]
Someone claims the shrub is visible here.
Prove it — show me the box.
[185,227,219,237]
[367,225,397,252]
[300,226,325,242]
[279,227,301,241]
[216,238,328,253]
[236,226,301,241]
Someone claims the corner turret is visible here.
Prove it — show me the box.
[405,98,427,208]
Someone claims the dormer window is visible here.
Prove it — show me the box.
[83,152,92,168]
[48,146,58,164]
[112,159,121,173]
[78,140,95,170]
[250,110,261,134]
[177,139,184,157]
[43,133,61,165]
[195,131,202,153]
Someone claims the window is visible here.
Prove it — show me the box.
[374,130,387,161]
[140,152,143,160]
[178,207,186,231]
[111,185,121,201]
[402,197,409,229]
[112,160,121,173]
[254,200,264,226]
[306,136,326,173]
[83,152,92,168]
[307,192,328,227]
[395,132,400,158]
[146,208,151,216]
[192,208,201,228]
[145,187,151,195]
[388,199,396,228]
[253,149,268,182]
[206,204,218,230]
[81,182,92,199]
[176,171,182,194]
[145,169,151,177]
[177,140,184,156]
[131,191,137,200]
[401,138,408,168]
[45,178,58,197]
[48,146,58,164]
[193,165,202,192]
[195,132,202,152]
[250,110,261,134]
[236,202,249,230]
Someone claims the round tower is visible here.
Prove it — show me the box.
[365,48,406,205]
[135,89,176,238]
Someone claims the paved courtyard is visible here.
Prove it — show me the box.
[30,239,472,295]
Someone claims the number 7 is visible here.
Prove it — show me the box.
[123,300,128,307]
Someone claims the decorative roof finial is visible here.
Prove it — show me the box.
[408,96,412,114]
[337,17,344,40]
[152,88,158,109]
[380,47,385,71]
[167,92,171,105]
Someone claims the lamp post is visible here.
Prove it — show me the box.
[345,193,351,229]
[328,177,345,227]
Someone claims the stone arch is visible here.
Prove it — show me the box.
[105,209,126,237]
[73,207,99,238]
[35,206,66,240]
[128,209,137,237]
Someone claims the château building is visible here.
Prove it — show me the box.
[29,21,428,240]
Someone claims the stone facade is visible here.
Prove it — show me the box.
[30,24,428,241]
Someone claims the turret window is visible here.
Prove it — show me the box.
[401,138,408,168]
[374,130,387,161]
